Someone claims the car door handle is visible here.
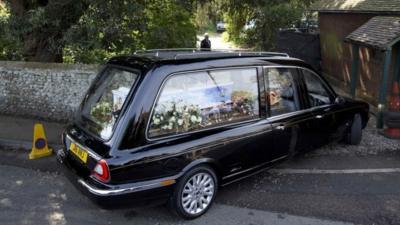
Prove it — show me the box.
[315,115,324,119]
[276,125,285,130]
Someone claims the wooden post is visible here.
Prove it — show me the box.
[377,49,392,129]
[350,45,360,98]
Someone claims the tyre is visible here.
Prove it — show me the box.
[345,113,362,145]
[169,165,217,219]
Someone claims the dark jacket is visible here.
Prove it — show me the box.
[201,38,211,50]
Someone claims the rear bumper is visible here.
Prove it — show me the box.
[56,149,175,207]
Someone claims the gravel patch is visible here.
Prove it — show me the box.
[308,115,399,156]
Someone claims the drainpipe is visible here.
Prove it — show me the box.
[377,49,392,129]
[350,44,360,98]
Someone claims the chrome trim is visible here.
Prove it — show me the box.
[267,104,334,121]
[66,135,101,161]
[77,179,164,197]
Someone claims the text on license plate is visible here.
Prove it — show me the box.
[69,142,88,163]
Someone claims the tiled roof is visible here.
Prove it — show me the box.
[346,16,400,49]
[311,0,400,13]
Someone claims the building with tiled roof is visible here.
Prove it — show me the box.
[312,0,400,127]
[346,16,400,50]
[312,0,400,13]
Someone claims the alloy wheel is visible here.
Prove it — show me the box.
[181,172,215,215]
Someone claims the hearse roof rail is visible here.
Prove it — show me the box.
[133,49,290,60]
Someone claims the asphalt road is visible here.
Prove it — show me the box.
[1,150,400,225]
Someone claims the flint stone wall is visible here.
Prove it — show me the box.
[0,61,99,122]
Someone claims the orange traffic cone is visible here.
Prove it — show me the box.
[29,123,53,159]
[384,81,400,139]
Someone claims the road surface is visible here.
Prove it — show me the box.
[1,152,400,225]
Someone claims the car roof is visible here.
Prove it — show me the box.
[106,49,315,72]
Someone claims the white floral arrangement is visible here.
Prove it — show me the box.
[151,101,202,135]
[90,101,113,124]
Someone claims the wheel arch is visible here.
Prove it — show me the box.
[180,158,224,185]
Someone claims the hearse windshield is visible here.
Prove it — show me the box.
[80,67,138,140]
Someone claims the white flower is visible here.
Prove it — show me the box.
[162,125,168,130]
[160,116,164,121]
[154,118,160,125]
[197,117,202,123]
[169,116,176,123]
[190,115,197,123]
[178,119,184,126]
[168,123,173,130]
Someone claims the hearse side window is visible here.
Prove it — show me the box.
[148,68,260,138]
[302,69,333,107]
[265,68,299,117]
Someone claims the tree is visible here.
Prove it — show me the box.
[1,0,198,63]
[222,0,315,50]
[143,0,197,49]
[62,0,147,63]
[5,0,89,62]
[0,0,315,62]
[0,1,20,60]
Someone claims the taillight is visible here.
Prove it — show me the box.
[92,159,110,183]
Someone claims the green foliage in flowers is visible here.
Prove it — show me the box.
[90,101,113,125]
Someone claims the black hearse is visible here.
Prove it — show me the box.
[57,50,369,219]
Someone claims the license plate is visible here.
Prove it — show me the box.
[69,142,88,163]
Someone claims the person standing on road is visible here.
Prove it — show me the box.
[200,33,211,50]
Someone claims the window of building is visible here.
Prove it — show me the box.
[265,68,299,117]
[302,69,333,107]
[148,68,260,138]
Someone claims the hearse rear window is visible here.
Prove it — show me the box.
[148,68,260,138]
[80,67,138,140]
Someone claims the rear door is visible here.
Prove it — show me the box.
[263,67,301,159]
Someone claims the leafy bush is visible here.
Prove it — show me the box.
[223,0,315,50]
[143,1,197,49]
[0,0,197,64]
[0,2,22,60]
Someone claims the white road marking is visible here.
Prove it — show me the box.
[269,168,400,174]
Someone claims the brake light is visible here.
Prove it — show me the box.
[92,159,110,183]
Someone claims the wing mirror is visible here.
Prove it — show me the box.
[334,96,346,105]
